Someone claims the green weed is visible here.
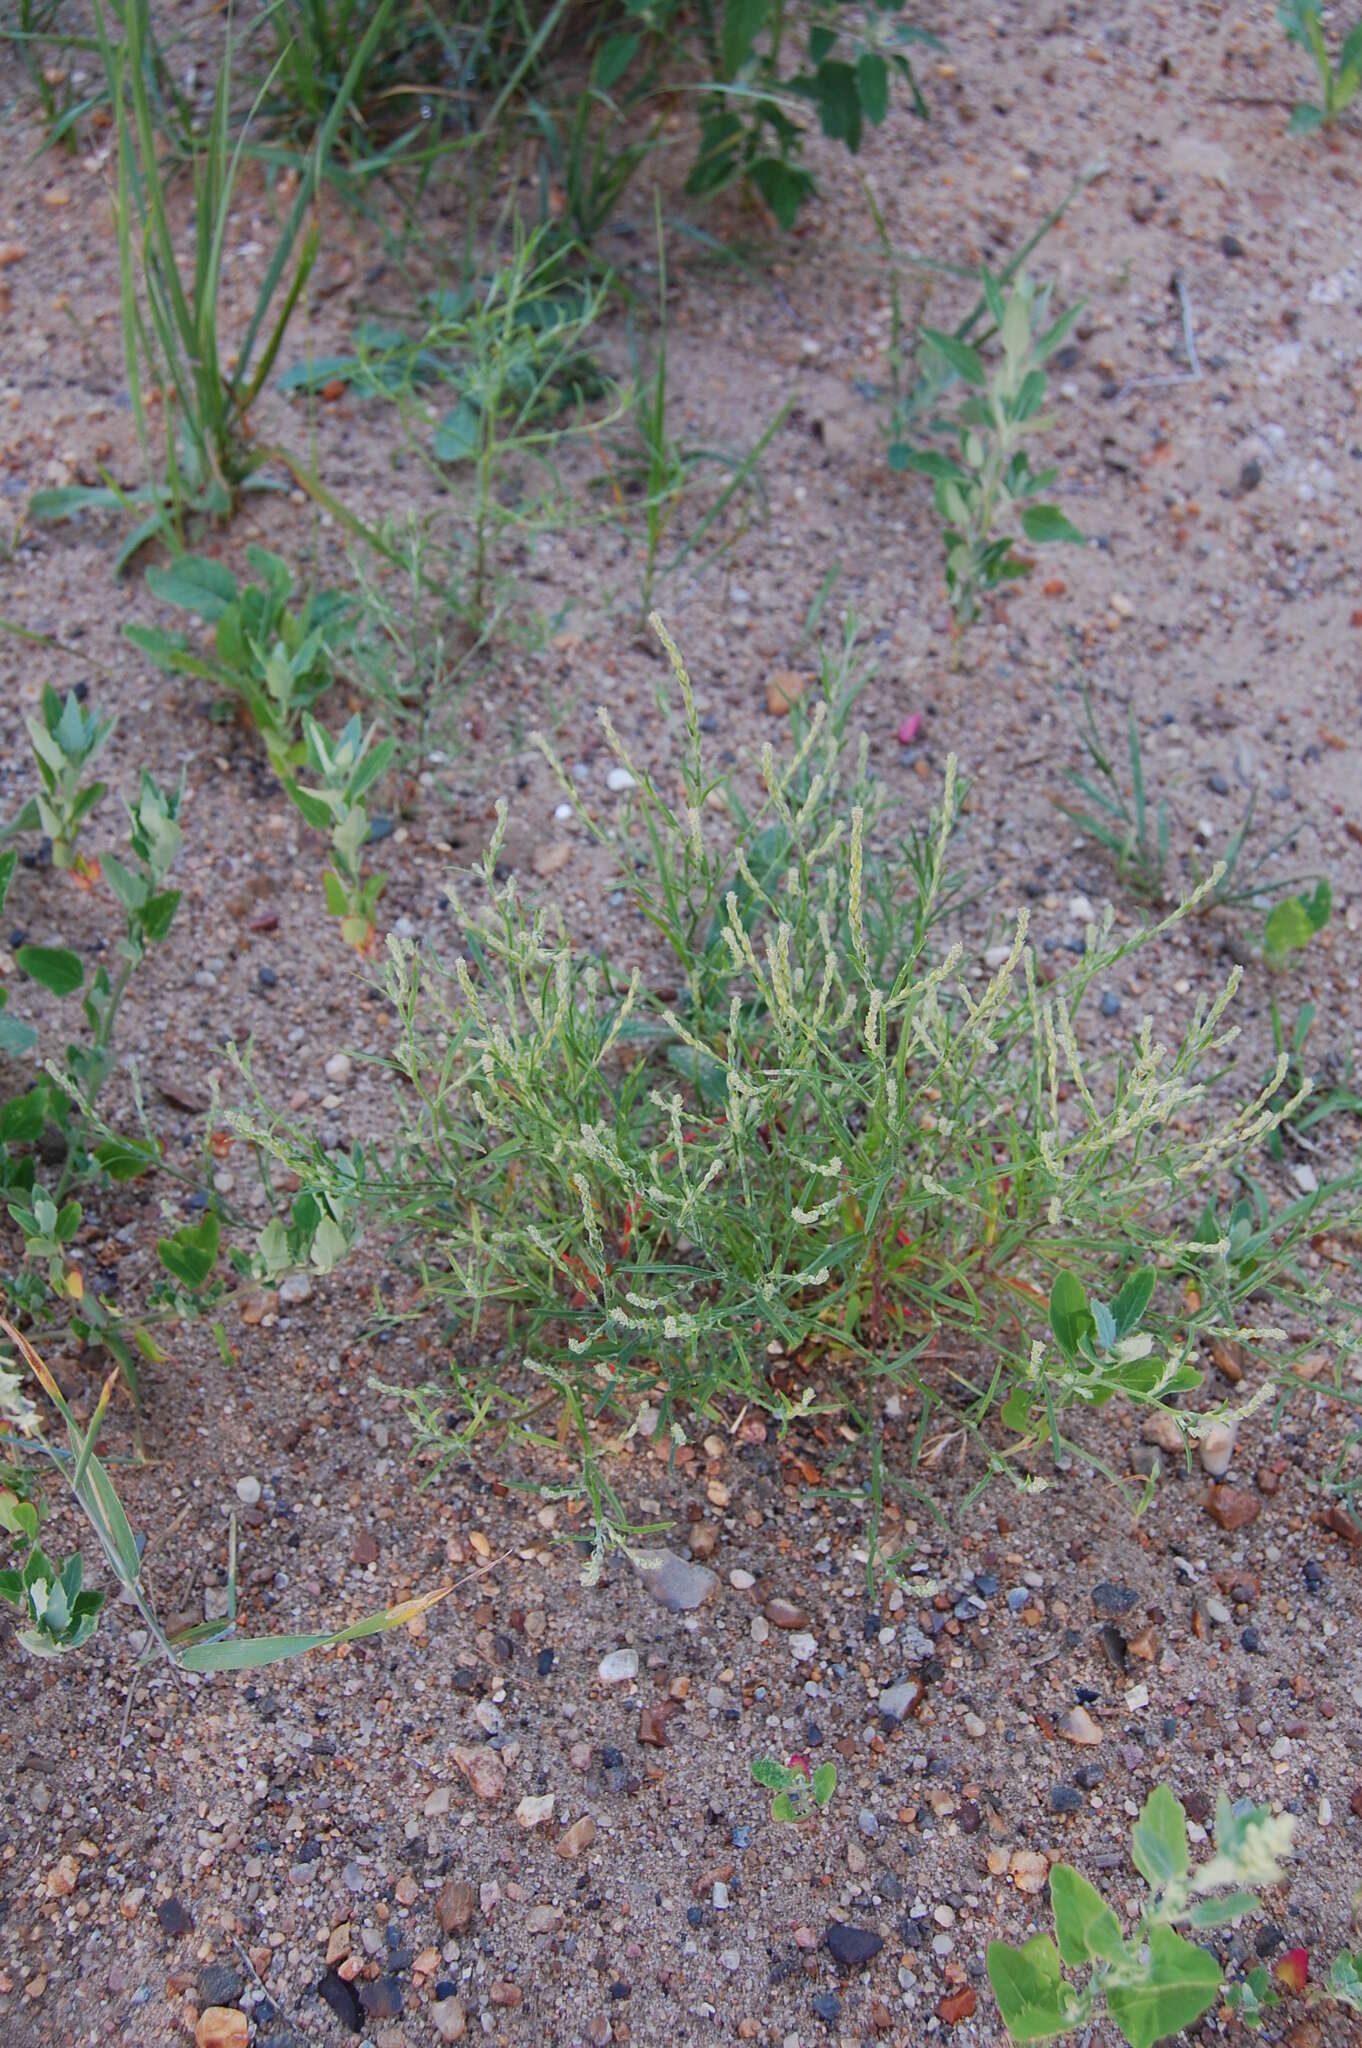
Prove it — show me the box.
[234,619,1359,1556]
[1279,0,1362,128]
[126,547,351,774]
[0,1316,449,1668]
[889,272,1083,636]
[28,0,398,565]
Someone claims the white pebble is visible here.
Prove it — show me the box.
[606,767,636,793]
[235,1476,261,1507]
[554,802,573,821]
[1069,894,1095,924]
[324,1053,352,1084]
[598,1648,638,1685]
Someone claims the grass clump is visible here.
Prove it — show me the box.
[237,620,1357,1547]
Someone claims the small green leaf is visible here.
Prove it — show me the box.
[1050,1863,1126,1967]
[770,1789,802,1822]
[16,946,84,998]
[811,1761,837,1809]
[145,555,238,620]
[1111,1267,1155,1337]
[1287,100,1325,131]
[1106,1922,1221,2048]
[919,328,987,387]
[986,1934,1073,2041]
[1048,1271,1091,1362]
[1021,504,1084,546]
[1326,1951,1362,2012]
[433,397,480,464]
[1131,1783,1189,1893]
[157,1213,220,1290]
[751,1756,798,1792]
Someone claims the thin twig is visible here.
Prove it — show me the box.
[1116,271,1203,399]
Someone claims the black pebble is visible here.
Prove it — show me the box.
[813,1991,842,2024]
[1100,991,1121,1017]
[1255,1923,1283,1958]
[1239,458,1263,493]
[197,1964,245,2005]
[1050,1785,1084,1813]
[358,1975,403,2020]
[317,1969,363,2033]
[367,817,395,843]
[1220,233,1245,258]
[686,1905,704,1928]
[825,1923,883,1969]
[1207,772,1230,796]
[1241,1627,1261,1652]
[1092,1582,1137,1616]
[537,1647,554,1676]
[156,1897,194,1937]
[258,965,277,988]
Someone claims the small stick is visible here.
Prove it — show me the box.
[1116,271,1203,399]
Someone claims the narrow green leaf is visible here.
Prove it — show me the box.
[177,1583,450,1671]
[919,328,987,387]
[1131,1784,1189,1892]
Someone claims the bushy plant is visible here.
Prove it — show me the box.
[234,620,1359,1551]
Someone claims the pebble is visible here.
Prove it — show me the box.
[196,2013,248,2048]
[598,1648,639,1685]
[897,713,922,745]
[764,1596,809,1629]
[234,1476,261,1507]
[1091,1582,1137,1616]
[278,1273,313,1306]
[324,1053,352,1084]
[318,1971,362,2031]
[1198,1421,1237,1479]
[1206,1484,1260,1532]
[812,1991,842,2024]
[729,1569,756,1590]
[1100,991,1121,1017]
[632,1548,718,1613]
[556,1815,597,1861]
[436,1879,475,1934]
[963,1712,987,1739]
[358,1976,403,2019]
[157,1897,194,1936]
[688,1521,719,1560]
[515,1793,556,1828]
[606,767,636,793]
[825,1923,883,1970]
[1206,772,1230,796]
[198,1965,245,2006]
[451,1745,506,1802]
[938,1987,977,2024]
[877,1678,925,1722]
[1059,1705,1103,1746]
[433,1997,467,2042]
[1069,893,1095,923]
[788,1631,817,1663]
[766,670,809,716]
[1049,1784,1084,1813]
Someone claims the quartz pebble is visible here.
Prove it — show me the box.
[598,1648,639,1685]
[234,1476,261,1507]
[877,1678,924,1722]
[632,1548,718,1613]
[1198,1421,1237,1479]
[606,767,636,792]
[324,1053,352,1084]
